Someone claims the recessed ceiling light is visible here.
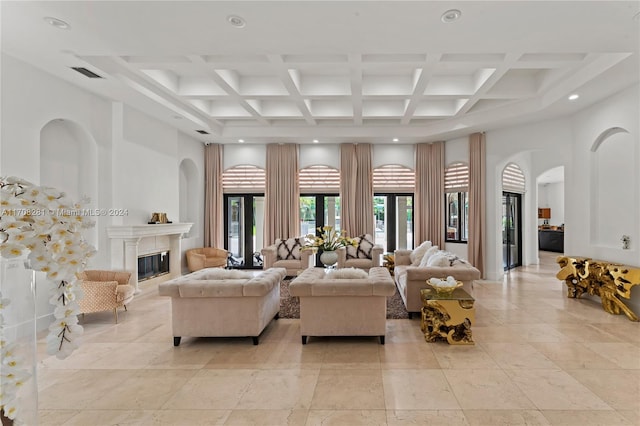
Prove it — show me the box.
[44,16,71,30]
[392,138,399,142]
[227,15,246,28]
[441,9,461,23]
[313,139,319,144]
[568,94,580,101]
[238,139,245,143]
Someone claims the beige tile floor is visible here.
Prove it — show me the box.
[37,252,640,425]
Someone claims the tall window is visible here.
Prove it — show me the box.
[373,165,415,252]
[444,162,469,243]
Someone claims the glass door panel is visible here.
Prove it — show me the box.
[225,194,264,269]
[227,196,245,267]
[502,192,522,270]
[300,196,317,237]
[374,196,388,252]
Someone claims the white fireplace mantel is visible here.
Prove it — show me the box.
[107,223,193,293]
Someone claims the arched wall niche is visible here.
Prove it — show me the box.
[179,158,199,238]
[590,127,636,248]
[40,118,98,247]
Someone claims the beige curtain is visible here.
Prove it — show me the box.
[264,144,300,244]
[204,144,224,248]
[468,132,486,276]
[414,142,445,248]
[340,143,374,237]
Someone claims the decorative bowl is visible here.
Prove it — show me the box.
[427,278,463,297]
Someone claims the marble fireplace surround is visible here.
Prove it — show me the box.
[107,223,192,293]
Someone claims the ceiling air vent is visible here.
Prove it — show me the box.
[196,130,210,135]
[71,67,103,79]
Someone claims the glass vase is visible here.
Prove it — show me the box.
[1,257,37,426]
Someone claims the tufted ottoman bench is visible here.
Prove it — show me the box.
[158,267,286,345]
[289,267,395,344]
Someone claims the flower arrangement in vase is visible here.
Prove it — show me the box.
[0,176,95,422]
[302,226,356,267]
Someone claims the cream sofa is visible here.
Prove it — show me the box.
[394,249,481,318]
[261,237,315,276]
[158,267,286,345]
[289,267,395,344]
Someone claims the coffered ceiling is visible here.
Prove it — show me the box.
[2,1,639,144]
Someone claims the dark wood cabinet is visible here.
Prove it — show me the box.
[538,208,551,219]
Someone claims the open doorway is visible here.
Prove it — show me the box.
[536,166,565,254]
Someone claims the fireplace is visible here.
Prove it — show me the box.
[138,251,169,281]
[107,223,192,294]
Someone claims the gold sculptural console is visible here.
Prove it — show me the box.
[556,256,640,321]
[420,288,475,345]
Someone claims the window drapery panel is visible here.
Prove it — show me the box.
[340,143,374,237]
[204,144,224,248]
[469,132,486,277]
[264,144,300,244]
[414,142,445,249]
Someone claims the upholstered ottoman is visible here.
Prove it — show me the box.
[289,267,395,344]
[158,267,286,345]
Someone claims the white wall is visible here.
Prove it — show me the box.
[538,182,565,226]
[1,54,204,329]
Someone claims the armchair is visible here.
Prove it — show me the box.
[186,247,228,272]
[261,237,315,276]
[336,233,383,271]
[76,270,135,323]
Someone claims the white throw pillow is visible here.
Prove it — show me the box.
[419,245,440,267]
[326,268,369,279]
[410,240,432,265]
[426,253,450,267]
[201,269,254,280]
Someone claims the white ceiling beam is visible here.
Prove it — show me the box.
[267,55,316,125]
[348,54,363,125]
[456,53,521,117]
[187,55,271,126]
[401,54,441,125]
[80,55,223,134]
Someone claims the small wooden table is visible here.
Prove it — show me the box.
[420,288,475,345]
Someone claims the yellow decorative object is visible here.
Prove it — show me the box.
[383,253,395,275]
[420,288,475,345]
[556,256,639,321]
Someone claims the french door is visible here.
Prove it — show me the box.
[502,192,522,270]
[224,194,264,269]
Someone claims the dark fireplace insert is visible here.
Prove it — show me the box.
[138,251,169,281]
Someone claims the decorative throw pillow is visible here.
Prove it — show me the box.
[276,238,302,260]
[346,234,375,259]
[418,245,440,267]
[411,240,432,265]
[327,267,369,279]
[426,252,451,267]
[202,269,254,280]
